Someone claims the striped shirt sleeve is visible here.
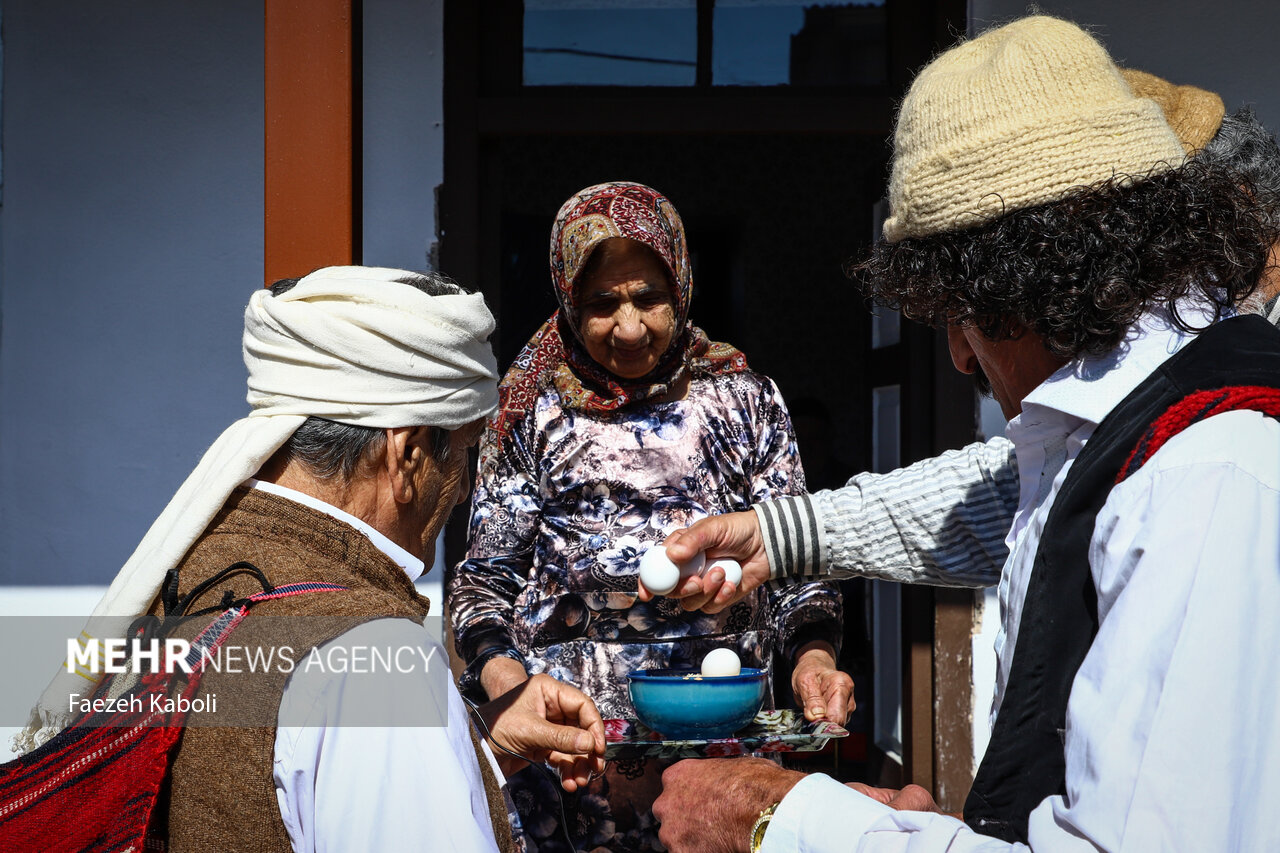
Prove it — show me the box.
[754,437,1018,586]
[754,495,827,580]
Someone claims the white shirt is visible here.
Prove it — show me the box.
[764,309,1280,851]
[247,480,505,853]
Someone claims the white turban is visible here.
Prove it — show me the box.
[18,266,500,751]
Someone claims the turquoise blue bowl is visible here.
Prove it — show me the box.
[627,668,767,739]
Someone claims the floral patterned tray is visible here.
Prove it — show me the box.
[603,709,847,760]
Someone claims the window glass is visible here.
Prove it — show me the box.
[713,1,887,86]
[524,0,697,86]
[871,308,900,349]
[871,579,903,763]
[871,383,900,474]
[870,381,903,762]
[870,200,899,347]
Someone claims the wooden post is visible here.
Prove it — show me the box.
[264,0,360,286]
[902,586,936,791]
[933,588,977,811]
[931,326,981,811]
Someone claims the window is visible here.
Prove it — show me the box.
[523,0,697,86]
[522,0,887,87]
[714,1,886,86]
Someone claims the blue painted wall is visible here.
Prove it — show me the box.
[0,1,447,585]
[0,2,263,584]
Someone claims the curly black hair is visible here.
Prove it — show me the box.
[854,158,1280,360]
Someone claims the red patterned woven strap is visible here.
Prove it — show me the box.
[172,580,347,675]
[251,581,347,600]
[0,579,347,853]
[1117,386,1280,483]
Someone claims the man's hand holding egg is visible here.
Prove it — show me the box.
[637,510,768,612]
[638,546,706,596]
[638,545,743,596]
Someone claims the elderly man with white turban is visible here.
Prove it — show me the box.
[17,266,604,852]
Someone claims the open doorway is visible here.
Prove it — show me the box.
[441,0,975,801]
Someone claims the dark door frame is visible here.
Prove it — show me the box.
[439,0,975,807]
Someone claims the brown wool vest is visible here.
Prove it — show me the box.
[158,488,514,853]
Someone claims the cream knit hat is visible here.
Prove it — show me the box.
[883,16,1186,243]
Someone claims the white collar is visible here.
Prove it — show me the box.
[244,478,425,583]
[1011,301,1227,437]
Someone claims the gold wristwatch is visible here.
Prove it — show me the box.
[749,802,779,853]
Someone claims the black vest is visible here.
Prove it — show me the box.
[963,314,1280,842]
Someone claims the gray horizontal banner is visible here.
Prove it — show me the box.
[1,616,449,729]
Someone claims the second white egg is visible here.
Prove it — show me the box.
[705,558,743,586]
[700,647,742,677]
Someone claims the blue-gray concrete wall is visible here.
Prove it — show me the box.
[363,0,446,271]
[0,2,263,584]
[0,1,447,585]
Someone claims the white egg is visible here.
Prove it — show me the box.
[638,545,706,596]
[638,547,681,595]
[705,558,743,586]
[701,647,742,677]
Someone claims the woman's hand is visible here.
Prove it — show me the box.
[480,654,530,700]
[477,673,606,792]
[790,641,854,725]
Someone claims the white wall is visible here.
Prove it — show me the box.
[971,1,1280,128]
[0,2,449,589]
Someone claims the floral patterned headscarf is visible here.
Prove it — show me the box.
[487,181,748,446]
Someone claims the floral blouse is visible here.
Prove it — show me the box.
[447,370,842,718]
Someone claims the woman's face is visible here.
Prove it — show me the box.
[576,238,677,379]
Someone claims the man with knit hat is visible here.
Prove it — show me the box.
[651,15,1280,851]
[646,69,1280,632]
[16,266,604,852]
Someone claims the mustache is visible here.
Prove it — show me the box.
[974,364,993,397]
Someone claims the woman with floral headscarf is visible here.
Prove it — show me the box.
[446,182,847,851]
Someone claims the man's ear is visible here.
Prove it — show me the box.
[383,426,433,505]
